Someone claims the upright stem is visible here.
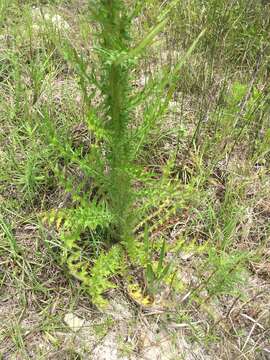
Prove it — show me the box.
[98,0,134,244]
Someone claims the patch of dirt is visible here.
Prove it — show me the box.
[0,275,211,360]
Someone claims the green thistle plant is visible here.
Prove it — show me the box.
[43,0,204,307]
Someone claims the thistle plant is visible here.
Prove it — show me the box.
[90,0,135,248]
[43,0,203,307]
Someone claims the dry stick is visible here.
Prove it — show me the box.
[212,289,269,342]
[241,310,268,353]
[231,288,268,321]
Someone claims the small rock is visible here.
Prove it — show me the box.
[64,313,85,332]
[179,252,193,261]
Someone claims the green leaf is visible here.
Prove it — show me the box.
[115,18,168,65]
[143,225,151,262]
[146,264,156,285]
[157,238,166,275]
[159,264,171,281]
[0,217,19,255]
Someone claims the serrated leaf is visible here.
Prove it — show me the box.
[128,283,153,307]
